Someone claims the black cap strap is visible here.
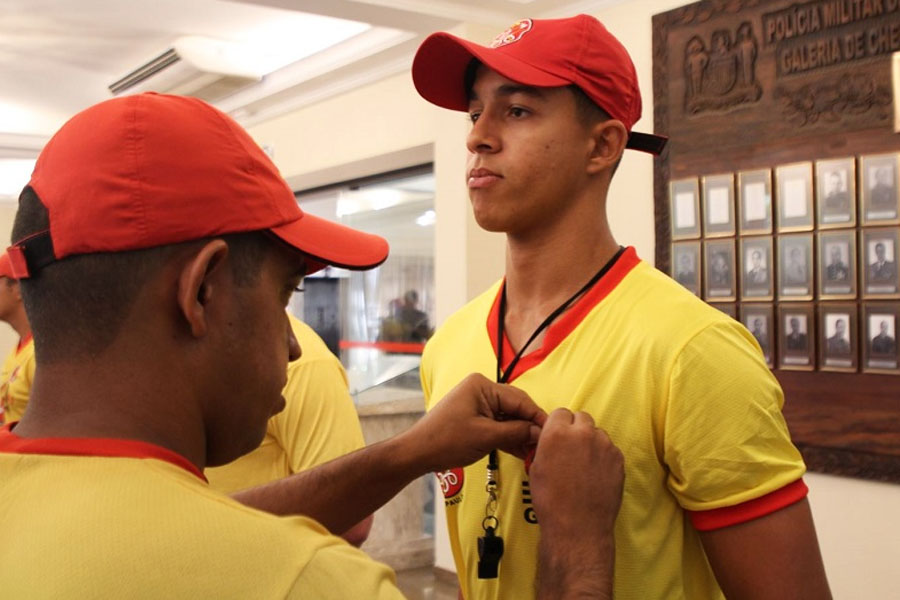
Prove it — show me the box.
[626,131,668,156]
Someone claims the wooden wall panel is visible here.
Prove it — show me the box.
[653,0,900,482]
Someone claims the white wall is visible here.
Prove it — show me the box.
[248,7,900,594]
[805,472,900,599]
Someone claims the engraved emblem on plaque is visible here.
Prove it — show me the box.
[684,21,762,115]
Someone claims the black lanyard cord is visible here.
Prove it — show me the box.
[489,245,625,470]
[495,245,626,385]
[478,245,625,580]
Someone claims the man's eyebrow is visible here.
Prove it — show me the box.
[469,84,548,103]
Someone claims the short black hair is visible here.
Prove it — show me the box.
[566,85,612,126]
[12,186,270,363]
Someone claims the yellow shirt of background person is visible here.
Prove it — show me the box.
[0,251,34,425]
[206,314,365,491]
[0,336,35,424]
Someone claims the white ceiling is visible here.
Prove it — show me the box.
[0,0,623,159]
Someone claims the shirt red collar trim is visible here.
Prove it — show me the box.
[486,246,641,383]
[16,334,32,353]
[0,422,207,482]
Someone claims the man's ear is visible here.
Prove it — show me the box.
[177,240,230,338]
[586,119,628,176]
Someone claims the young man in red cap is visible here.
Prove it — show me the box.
[0,92,625,598]
[413,14,831,600]
[0,252,33,425]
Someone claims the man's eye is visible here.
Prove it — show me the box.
[509,106,528,118]
[468,112,481,123]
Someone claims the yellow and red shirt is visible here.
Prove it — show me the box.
[421,247,807,600]
[206,315,365,492]
[0,424,400,598]
[0,335,34,424]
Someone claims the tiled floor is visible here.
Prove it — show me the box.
[395,566,459,600]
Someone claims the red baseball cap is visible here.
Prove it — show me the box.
[9,93,388,279]
[412,15,667,155]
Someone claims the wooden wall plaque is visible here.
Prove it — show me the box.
[653,0,900,482]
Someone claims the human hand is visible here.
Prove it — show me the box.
[530,409,624,541]
[530,409,623,599]
[404,373,546,473]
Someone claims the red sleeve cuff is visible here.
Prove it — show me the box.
[687,479,809,531]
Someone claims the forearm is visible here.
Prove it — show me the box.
[233,432,424,534]
[233,374,544,534]
[342,514,374,547]
[537,534,615,600]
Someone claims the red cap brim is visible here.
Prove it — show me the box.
[270,213,389,275]
[412,32,570,112]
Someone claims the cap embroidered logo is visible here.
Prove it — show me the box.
[490,19,533,48]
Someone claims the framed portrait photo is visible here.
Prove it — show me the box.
[738,169,773,235]
[703,239,736,301]
[777,233,814,300]
[862,302,900,374]
[817,230,857,300]
[778,303,815,370]
[740,236,774,300]
[671,241,701,297]
[740,304,775,367]
[702,173,735,237]
[815,157,856,228]
[819,303,858,372]
[860,153,900,225]
[670,178,701,239]
[775,162,814,232]
[861,227,900,298]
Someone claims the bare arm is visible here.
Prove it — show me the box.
[699,498,832,600]
[530,410,624,600]
[341,514,374,547]
[233,374,545,534]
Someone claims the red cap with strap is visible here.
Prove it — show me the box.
[412,15,667,155]
[10,93,389,279]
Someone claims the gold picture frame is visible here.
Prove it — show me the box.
[775,161,814,232]
[818,302,859,373]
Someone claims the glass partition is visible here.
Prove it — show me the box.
[292,166,435,400]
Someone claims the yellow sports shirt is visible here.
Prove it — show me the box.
[421,248,807,600]
[0,425,401,599]
[0,335,34,424]
[206,315,365,492]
